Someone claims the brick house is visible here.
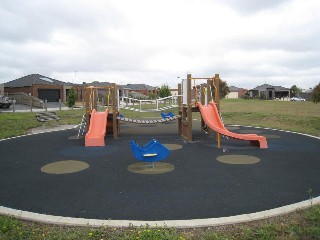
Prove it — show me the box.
[4,74,71,102]
[225,86,247,99]
[249,84,290,100]
[124,84,158,97]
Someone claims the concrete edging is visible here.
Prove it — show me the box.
[0,198,319,228]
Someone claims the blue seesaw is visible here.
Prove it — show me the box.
[160,112,175,119]
[129,139,170,163]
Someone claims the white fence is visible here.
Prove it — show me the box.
[118,95,181,112]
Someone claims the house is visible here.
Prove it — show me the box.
[170,88,179,96]
[4,74,129,107]
[0,83,4,96]
[4,74,71,102]
[300,88,313,101]
[225,86,247,99]
[249,84,290,100]
[124,84,158,97]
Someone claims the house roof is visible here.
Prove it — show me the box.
[229,86,247,92]
[4,74,66,88]
[90,81,112,87]
[124,84,157,90]
[250,84,289,92]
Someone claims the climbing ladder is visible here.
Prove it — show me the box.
[77,114,87,139]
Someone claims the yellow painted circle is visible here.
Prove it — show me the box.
[163,144,183,150]
[41,160,89,174]
[127,162,175,174]
[217,155,260,165]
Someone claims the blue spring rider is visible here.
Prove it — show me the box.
[129,139,170,165]
[160,112,175,119]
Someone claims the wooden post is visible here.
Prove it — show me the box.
[200,84,205,133]
[85,88,91,132]
[45,100,47,111]
[214,74,220,111]
[178,83,182,135]
[112,83,118,139]
[214,74,220,147]
[200,84,205,105]
[207,79,212,103]
[187,73,192,141]
[93,89,98,110]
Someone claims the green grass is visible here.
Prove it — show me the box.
[219,99,320,137]
[1,99,318,139]
[0,100,320,239]
[0,112,41,139]
[0,109,84,139]
[0,205,319,239]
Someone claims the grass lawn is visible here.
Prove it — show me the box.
[0,99,319,239]
[220,99,320,137]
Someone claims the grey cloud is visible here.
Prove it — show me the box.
[217,0,291,14]
[1,0,319,90]
[0,0,123,43]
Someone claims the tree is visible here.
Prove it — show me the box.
[219,79,230,99]
[311,82,320,103]
[148,93,156,99]
[66,88,76,108]
[290,85,302,97]
[243,91,250,100]
[159,84,171,98]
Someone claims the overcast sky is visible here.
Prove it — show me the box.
[0,0,319,89]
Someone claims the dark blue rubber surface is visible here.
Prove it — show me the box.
[0,122,319,220]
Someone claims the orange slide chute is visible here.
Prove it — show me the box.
[196,102,268,149]
[85,109,109,147]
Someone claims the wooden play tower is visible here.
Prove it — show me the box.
[178,73,221,141]
[84,83,119,139]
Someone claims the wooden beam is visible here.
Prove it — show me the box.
[187,73,192,141]
[112,83,118,139]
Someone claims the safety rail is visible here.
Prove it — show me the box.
[118,95,181,112]
[117,115,180,124]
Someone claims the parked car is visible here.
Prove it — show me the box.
[290,97,305,101]
[0,95,13,108]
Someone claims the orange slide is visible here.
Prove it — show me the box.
[196,102,268,149]
[85,109,109,147]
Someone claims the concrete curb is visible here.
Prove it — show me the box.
[1,198,319,228]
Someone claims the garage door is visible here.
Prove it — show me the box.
[38,89,60,102]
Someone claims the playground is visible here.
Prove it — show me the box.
[0,120,319,222]
[0,74,319,227]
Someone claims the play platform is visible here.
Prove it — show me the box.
[0,121,319,225]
